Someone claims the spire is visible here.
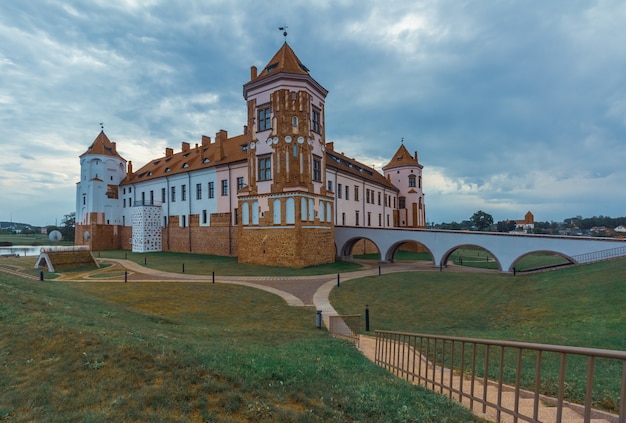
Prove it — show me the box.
[382,143,419,171]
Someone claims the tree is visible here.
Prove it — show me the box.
[470,210,494,231]
[496,220,517,232]
[60,212,76,243]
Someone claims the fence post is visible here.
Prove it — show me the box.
[337,273,340,287]
[378,265,381,276]
[212,271,215,284]
[182,262,185,273]
[39,271,44,281]
[144,256,147,265]
[124,271,127,283]
[316,310,322,328]
[365,304,370,332]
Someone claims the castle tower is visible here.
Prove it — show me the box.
[238,43,335,267]
[75,130,127,249]
[383,144,426,228]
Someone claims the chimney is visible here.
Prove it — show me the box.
[112,142,117,153]
[165,148,173,157]
[201,135,211,147]
[195,143,199,152]
[127,161,133,176]
[243,125,248,135]
[414,151,418,161]
[182,142,190,152]
[250,66,257,80]
[326,141,334,151]
[215,129,227,159]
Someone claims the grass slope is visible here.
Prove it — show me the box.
[330,257,626,411]
[0,273,480,422]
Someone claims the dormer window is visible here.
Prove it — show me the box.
[203,158,210,164]
[266,63,277,73]
[165,167,171,172]
[183,163,189,168]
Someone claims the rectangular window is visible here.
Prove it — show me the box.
[196,183,202,200]
[181,184,187,201]
[164,216,168,227]
[181,215,186,228]
[337,183,342,198]
[171,186,176,202]
[129,198,132,207]
[123,198,126,208]
[345,185,349,200]
[354,186,359,201]
[208,182,215,199]
[221,179,228,196]
[258,157,271,181]
[399,197,406,209]
[355,210,360,226]
[150,190,154,205]
[141,191,145,205]
[368,212,371,227]
[379,213,382,226]
[257,107,271,131]
[237,177,244,191]
[378,192,381,206]
[312,109,321,133]
[409,175,416,187]
[234,208,239,225]
[202,210,207,224]
[342,212,346,226]
[313,157,321,182]
[161,188,166,203]
[327,180,333,192]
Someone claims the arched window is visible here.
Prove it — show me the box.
[273,199,281,224]
[292,116,298,127]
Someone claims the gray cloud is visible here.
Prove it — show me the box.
[1,0,625,226]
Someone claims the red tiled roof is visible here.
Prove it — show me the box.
[252,42,310,82]
[326,149,398,191]
[80,131,125,160]
[382,144,422,171]
[122,133,249,185]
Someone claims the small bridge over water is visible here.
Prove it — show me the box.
[335,227,626,273]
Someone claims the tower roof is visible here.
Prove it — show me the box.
[382,144,422,171]
[253,42,310,82]
[80,131,125,160]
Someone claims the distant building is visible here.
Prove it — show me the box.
[514,211,534,232]
[75,43,426,267]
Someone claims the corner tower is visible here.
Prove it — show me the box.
[75,131,127,249]
[238,43,334,267]
[383,143,426,228]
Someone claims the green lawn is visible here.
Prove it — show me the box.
[330,257,626,411]
[95,250,363,276]
[0,272,480,422]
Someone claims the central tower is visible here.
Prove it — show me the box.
[238,43,335,267]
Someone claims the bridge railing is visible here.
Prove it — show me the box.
[572,245,626,264]
[375,330,626,423]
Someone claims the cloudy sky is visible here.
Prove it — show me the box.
[1,0,625,227]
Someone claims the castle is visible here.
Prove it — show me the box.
[75,42,426,268]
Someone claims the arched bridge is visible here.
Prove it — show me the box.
[335,227,626,273]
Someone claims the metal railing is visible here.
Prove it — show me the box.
[375,330,626,423]
[329,315,360,347]
[572,245,626,264]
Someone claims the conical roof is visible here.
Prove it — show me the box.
[253,42,310,82]
[80,131,125,160]
[382,144,420,171]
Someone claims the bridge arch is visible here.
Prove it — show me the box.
[510,250,576,272]
[442,244,502,271]
[386,240,435,265]
[339,236,381,259]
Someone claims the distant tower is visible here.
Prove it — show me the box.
[75,130,127,249]
[238,42,334,267]
[383,144,426,228]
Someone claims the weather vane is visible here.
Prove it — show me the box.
[100,122,104,130]
[278,25,288,41]
[401,137,404,144]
